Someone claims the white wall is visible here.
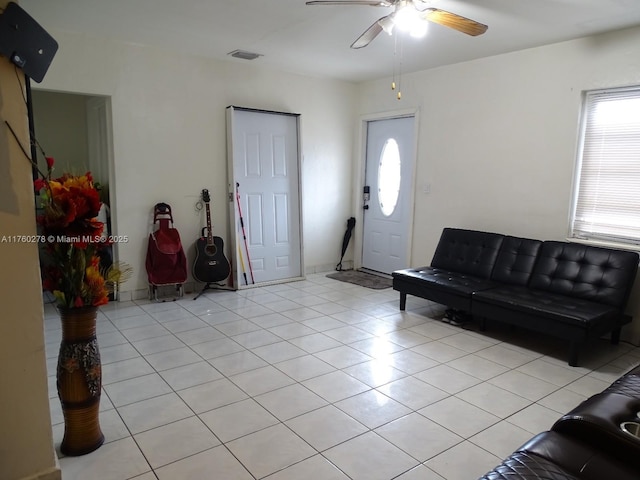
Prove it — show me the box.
[36,30,358,296]
[31,91,90,176]
[357,26,640,343]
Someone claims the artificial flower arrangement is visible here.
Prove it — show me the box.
[34,156,130,308]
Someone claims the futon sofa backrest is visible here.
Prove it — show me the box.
[528,241,639,308]
[491,236,543,286]
[431,228,504,279]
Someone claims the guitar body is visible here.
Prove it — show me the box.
[192,189,231,284]
[193,235,231,284]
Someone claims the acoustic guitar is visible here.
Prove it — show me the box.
[193,189,231,284]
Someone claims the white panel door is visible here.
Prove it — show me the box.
[362,116,415,274]
[228,108,302,286]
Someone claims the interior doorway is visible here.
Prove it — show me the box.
[31,90,116,254]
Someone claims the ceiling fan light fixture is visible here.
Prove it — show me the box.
[409,20,428,38]
[378,15,395,35]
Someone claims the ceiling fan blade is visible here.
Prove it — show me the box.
[421,8,488,36]
[350,15,392,48]
[306,1,392,6]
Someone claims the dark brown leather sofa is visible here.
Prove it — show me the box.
[479,365,640,479]
[392,228,639,366]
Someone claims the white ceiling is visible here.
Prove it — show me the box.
[19,0,640,83]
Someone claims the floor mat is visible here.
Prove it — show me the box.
[326,270,392,289]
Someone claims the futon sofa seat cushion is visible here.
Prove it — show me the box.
[472,285,620,329]
[392,267,499,311]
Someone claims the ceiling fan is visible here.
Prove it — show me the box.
[306,0,488,49]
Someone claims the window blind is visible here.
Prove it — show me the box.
[571,86,640,245]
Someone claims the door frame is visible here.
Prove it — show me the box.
[353,108,420,272]
[225,106,305,290]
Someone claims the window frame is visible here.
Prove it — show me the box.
[569,85,640,249]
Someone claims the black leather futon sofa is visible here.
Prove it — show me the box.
[479,364,640,479]
[392,228,639,366]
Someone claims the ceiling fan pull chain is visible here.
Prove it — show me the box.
[391,34,397,91]
[397,35,403,100]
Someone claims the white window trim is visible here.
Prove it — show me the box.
[569,85,640,251]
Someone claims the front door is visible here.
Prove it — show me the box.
[362,116,415,274]
[227,107,303,287]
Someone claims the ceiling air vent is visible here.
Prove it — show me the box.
[228,50,262,61]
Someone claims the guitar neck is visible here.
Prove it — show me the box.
[205,202,214,245]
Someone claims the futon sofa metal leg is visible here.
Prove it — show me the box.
[611,328,621,345]
[568,342,579,367]
[399,293,407,311]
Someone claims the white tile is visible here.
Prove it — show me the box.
[375,412,463,462]
[155,445,253,480]
[264,454,350,480]
[59,437,150,480]
[226,424,316,478]
[516,359,584,387]
[190,337,245,359]
[134,416,220,468]
[286,405,368,451]
[178,378,248,413]
[323,326,374,343]
[131,335,185,355]
[314,345,372,369]
[174,326,225,345]
[385,349,439,374]
[455,383,531,418]
[255,383,328,421]
[564,374,610,397]
[415,364,482,394]
[488,370,558,401]
[447,354,510,380]
[395,465,445,480]
[120,324,168,342]
[537,388,588,414]
[268,322,318,339]
[274,354,336,381]
[506,403,560,434]
[302,370,371,403]
[324,431,418,480]
[343,359,408,388]
[475,343,538,368]
[426,440,501,480]
[439,332,496,353]
[208,350,268,376]
[103,373,172,407]
[232,329,282,348]
[288,332,343,353]
[145,346,203,371]
[335,389,411,429]
[377,376,449,410]
[230,365,296,396]
[411,341,468,363]
[469,421,533,458]
[159,360,223,390]
[349,337,406,358]
[418,396,500,438]
[252,341,308,363]
[118,393,193,434]
[101,357,155,385]
[199,398,279,442]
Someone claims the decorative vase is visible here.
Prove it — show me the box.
[56,306,104,456]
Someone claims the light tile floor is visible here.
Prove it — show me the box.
[44,273,640,480]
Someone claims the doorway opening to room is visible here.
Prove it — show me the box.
[359,114,417,275]
[31,90,116,295]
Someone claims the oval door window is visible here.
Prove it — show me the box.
[378,138,401,216]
